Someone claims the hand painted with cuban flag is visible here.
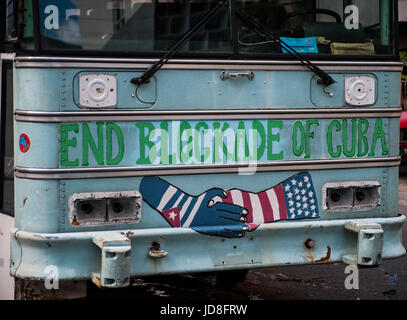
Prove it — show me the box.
[140,176,254,238]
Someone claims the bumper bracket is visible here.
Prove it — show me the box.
[91,232,132,288]
[343,221,384,266]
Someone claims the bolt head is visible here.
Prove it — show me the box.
[305,239,316,249]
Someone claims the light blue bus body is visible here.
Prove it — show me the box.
[10,59,405,287]
[1,0,405,292]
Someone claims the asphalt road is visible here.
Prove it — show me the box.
[85,171,407,301]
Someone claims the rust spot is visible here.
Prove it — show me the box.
[315,246,332,264]
[149,250,168,258]
[126,231,134,237]
[304,242,331,264]
[305,247,314,263]
[23,198,28,207]
[72,217,79,226]
[152,255,158,273]
[304,239,315,263]
[92,274,102,288]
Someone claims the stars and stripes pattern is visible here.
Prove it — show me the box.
[149,172,319,228]
[213,172,319,224]
[281,172,319,220]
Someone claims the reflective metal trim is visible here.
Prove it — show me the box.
[15,108,402,123]
[15,157,401,180]
[15,62,403,72]
[15,56,404,66]
[14,57,404,72]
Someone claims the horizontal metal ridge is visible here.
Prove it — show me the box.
[15,56,404,66]
[15,157,401,180]
[15,108,402,123]
[14,57,403,71]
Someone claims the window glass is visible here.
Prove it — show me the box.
[36,0,396,56]
[236,0,395,56]
[1,66,14,215]
[38,0,232,53]
[5,0,17,40]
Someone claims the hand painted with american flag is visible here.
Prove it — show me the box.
[140,176,254,238]
[211,172,320,225]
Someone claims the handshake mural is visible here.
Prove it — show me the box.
[140,172,320,238]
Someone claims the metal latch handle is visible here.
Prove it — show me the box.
[220,71,255,81]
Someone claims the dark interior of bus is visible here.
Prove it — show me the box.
[2,0,395,57]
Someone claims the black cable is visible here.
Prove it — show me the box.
[135,75,157,106]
